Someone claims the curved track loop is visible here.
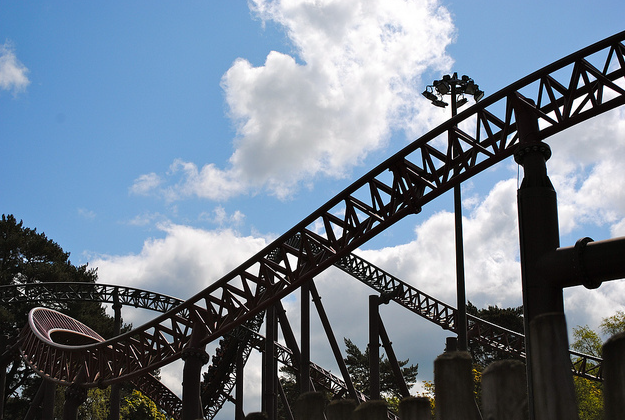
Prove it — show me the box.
[17,31,625,388]
[5,284,361,418]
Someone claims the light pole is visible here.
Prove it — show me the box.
[423,73,484,352]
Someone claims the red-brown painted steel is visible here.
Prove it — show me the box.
[13,31,625,393]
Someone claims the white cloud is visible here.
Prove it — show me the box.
[129,173,162,196]
[136,0,455,201]
[358,178,521,308]
[92,223,267,303]
[199,206,245,227]
[547,107,625,235]
[0,41,30,96]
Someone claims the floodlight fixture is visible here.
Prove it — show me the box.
[425,72,485,112]
[456,96,468,108]
[434,80,450,95]
[464,81,477,95]
[422,89,439,102]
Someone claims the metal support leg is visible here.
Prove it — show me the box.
[0,362,5,420]
[235,345,245,420]
[300,281,311,394]
[369,295,380,400]
[42,380,55,419]
[309,281,359,401]
[109,295,122,420]
[263,305,278,420]
[513,93,577,420]
[63,368,87,420]
[378,318,410,398]
[181,326,210,420]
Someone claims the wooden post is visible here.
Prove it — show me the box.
[603,331,625,420]
[434,351,480,420]
[481,359,528,420]
[529,313,578,420]
[399,396,432,420]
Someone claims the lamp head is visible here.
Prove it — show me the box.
[422,89,438,102]
[434,80,450,95]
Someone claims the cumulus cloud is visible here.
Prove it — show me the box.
[92,223,267,303]
[357,178,521,308]
[547,107,625,234]
[133,0,455,201]
[0,41,30,95]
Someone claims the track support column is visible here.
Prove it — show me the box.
[513,93,578,420]
[63,368,87,420]
[369,295,380,400]
[263,305,278,420]
[109,295,122,420]
[182,325,210,420]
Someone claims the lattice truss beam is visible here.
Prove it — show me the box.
[15,31,625,387]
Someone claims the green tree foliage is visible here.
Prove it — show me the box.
[120,390,169,420]
[343,338,418,400]
[571,325,603,357]
[570,311,625,420]
[573,376,603,420]
[0,215,120,418]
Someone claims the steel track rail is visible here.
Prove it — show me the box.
[1,284,365,417]
[2,244,603,386]
[16,31,625,387]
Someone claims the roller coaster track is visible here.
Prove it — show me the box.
[16,31,625,394]
[1,282,365,418]
[2,247,603,388]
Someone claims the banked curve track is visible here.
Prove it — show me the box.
[17,31,625,388]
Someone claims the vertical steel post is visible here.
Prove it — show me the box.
[300,281,311,394]
[181,325,209,420]
[109,294,122,420]
[369,295,380,400]
[263,305,277,420]
[62,368,87,420]
[513,93,577,420]
[0,333,6,420]
[0,367,4,420]
[42,380,55,419]
[450,81,468,352]
[235,345,245,420]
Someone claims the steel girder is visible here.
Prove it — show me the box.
[15,31,625,389]
[2,243,603,388]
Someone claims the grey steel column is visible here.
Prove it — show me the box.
[450,82,468,352]
[300,281,311,394]
[181,326,210,420]
[109,295,122,420]
[369,295,380,400]
[235,344,245,420]
[513,93,576,420]
[263,305,277,420]
[62,368,87,420]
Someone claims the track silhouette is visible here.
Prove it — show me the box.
[2,245,603,417]
[8,30,625,418]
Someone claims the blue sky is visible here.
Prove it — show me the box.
[2,0,625,414]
